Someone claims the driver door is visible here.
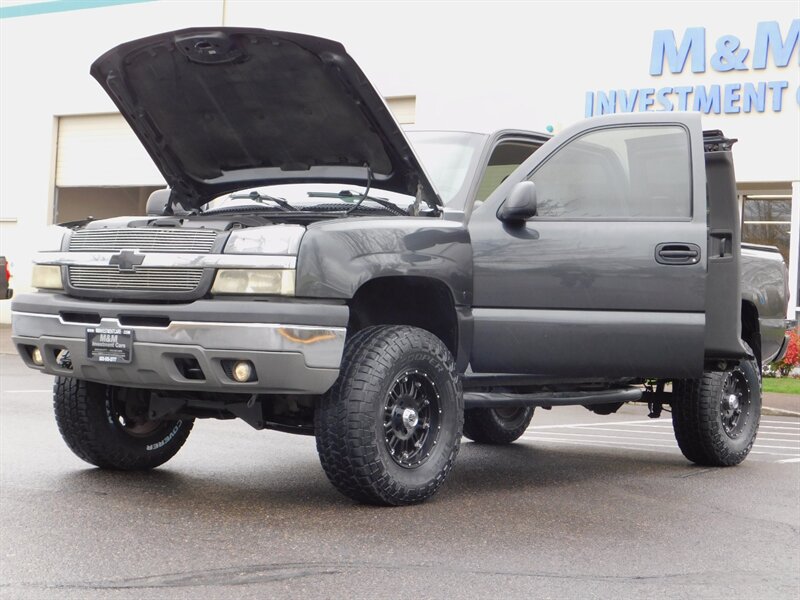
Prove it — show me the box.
[468,113,711,379]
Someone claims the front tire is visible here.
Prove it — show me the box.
[54,377,193,470]
[463,406,534,444]
[672,345,761,467]
[315,326,463,505]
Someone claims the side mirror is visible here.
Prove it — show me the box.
[146,189,171,216]
[497,181,537,224]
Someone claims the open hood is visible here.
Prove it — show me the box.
[91,27,440,211]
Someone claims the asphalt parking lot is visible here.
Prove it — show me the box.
[1,352,799,599]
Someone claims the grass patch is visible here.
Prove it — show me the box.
[762,377,800,395]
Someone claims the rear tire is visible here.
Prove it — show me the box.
[462,406,534,444]
[315,326,462,505]
[54,377,193,470]
[671,344,761,467]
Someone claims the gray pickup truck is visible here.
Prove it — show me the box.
[11,28,793,505]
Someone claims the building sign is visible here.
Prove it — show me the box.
[585,20,799,116]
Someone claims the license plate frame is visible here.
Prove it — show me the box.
[86,327,134,364]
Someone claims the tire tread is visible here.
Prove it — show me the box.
[672,346,760,467]
[463,407,534,445]
[316,326,462,505]
[53,377,192,470]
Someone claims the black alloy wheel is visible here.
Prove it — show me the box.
[719,369,751,439]
[383,369,442,468]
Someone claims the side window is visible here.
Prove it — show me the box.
[528,126,691,219]
[475,141,540,203]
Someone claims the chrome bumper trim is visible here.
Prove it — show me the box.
[34,252,296,270]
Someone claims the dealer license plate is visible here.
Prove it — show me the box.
[86,328,133,364]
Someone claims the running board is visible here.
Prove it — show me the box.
[463,387,642,409]
[462,374,615,389]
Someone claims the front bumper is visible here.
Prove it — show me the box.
[11,293,348,395]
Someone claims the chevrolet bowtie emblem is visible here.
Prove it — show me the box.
[109,249,145,273]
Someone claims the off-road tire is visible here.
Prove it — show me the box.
[672,343,761,466]
[462,406,534,444]
[53,376,193,470]
[315,325,463,505]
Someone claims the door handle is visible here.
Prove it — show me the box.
[655,243,701,265]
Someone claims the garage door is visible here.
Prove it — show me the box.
[56,114,165,187]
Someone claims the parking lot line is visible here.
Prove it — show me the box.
[527,419,666,430]
[520,436,676,454]
[522,416,800,463]
[751,443,800,450]
[562,425,675,435]
[528,431,680,445]
[529,429,799,449]
[748,450,800,457]
[523,435,799,458]
[758,425,800,432]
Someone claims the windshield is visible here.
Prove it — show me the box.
[203,131,486,214]
[406,131,486,207]
[203,183,416,214]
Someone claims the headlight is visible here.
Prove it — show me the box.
[225,225,305,254]
[211,269,295,295]
[31,264,63,290]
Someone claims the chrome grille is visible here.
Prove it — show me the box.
[69,229,217,253]
[68,267,204,292]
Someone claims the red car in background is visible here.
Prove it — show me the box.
[1,256,11,300]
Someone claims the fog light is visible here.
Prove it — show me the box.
[31,347,44,366]
[232,360,254,382]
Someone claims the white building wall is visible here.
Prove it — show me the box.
[0,0,221,321]
[224,1,799,186]
[0,0,798,322]
[791,181,800,319]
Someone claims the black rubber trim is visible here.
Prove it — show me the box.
[770,332,791,365]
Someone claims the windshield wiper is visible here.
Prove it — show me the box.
[307,190,408,216]
[227,190,297,212]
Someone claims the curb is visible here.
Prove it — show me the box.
[628,401,799,419]
[762,407,800,418]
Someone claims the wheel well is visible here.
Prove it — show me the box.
[741,300,761,368]
[348,277,458,356]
